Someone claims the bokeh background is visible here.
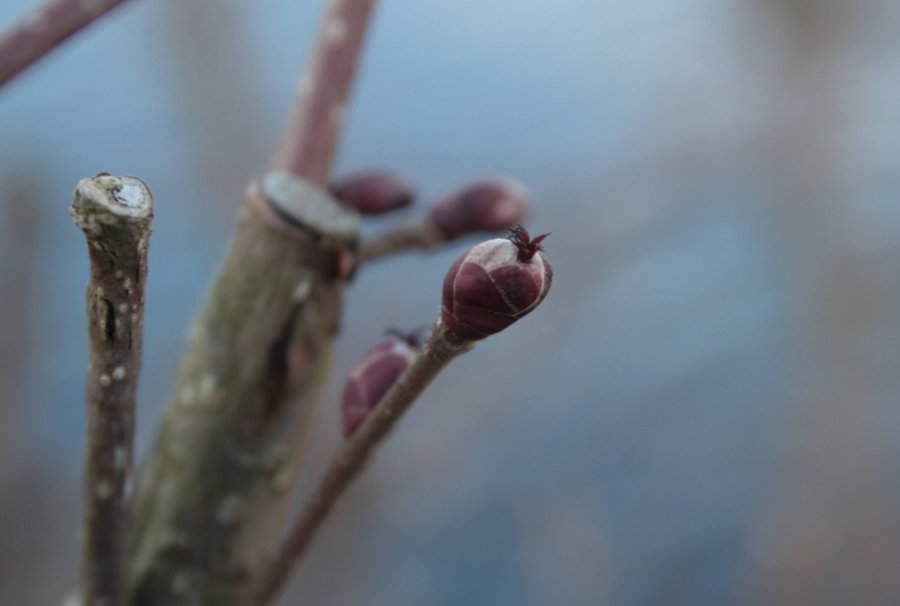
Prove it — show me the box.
[2,0,900,604]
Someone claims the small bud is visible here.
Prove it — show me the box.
[429,180,529,240]
[342,337,418,437]
[330,170,415,215]
[442,226,552,340]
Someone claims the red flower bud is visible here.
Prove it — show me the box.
[341,337,418,437]
[441,226,552,340]
[330,170,415,215]
[429,180,529,240]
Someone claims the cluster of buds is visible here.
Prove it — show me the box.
[342,224,552,434]
[336,168,551,433]
[332,169,530,242]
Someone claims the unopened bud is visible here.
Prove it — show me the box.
[330,170,415,215]
[441,226,552,340]
[342,337,418,437]
[429,180,529,240]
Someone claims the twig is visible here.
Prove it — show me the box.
[127,1,379,603]
[250,321,474,605]
[270,0,379,183]
[0,0,131,88]
[70,174,153,606]
[358,217,445,262]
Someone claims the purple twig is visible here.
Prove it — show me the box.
[0,0,130,88]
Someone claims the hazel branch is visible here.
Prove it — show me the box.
[271,0,379,183]
[253,226,553,604]
[0,0,131,88]
[250,321,474,606]
[70,174,153,606]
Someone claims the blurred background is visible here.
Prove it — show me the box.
[2,0,900,604]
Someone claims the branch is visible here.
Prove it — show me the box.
[357,216,444,262]
[270,0,379,183]
[0,0,131,88]
[250,321,474,605]
[70,174,153,606]
[252,229,553,604]
[127,177,358,606]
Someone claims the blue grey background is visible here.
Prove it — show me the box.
[2,1,900,604]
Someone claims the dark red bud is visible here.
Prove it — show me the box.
[330,170,415,215]
[441,234,552,340]
[342,338,417,437]
[429,180,529,240]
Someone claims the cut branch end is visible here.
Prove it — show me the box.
[71,174,153,232]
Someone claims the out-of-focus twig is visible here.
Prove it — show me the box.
[0,0,131,88]
[358,216,444,261]
[270,0,378,184]
[70,174,153,606]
